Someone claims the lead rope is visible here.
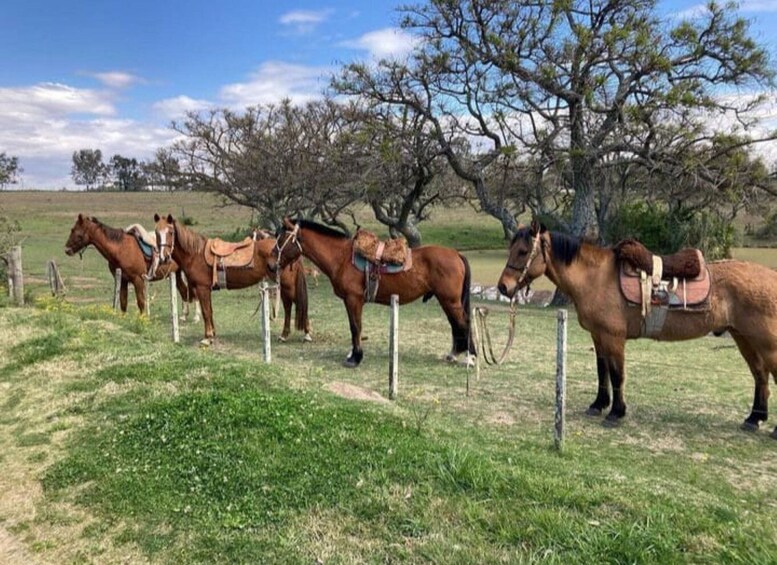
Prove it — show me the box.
[473,297,517,365]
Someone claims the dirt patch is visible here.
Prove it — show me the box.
[0,526,39,565]
[325,382,389,404]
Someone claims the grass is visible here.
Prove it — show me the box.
[0,191,776,563]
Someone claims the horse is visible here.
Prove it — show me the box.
[64,214,199,319]
[497,220,777,439]
[153,213,311,344]
[274,217,474,367]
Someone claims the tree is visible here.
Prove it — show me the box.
[71,149,106,191]
[170,99,361,230]
[109,154,145,191]
[345,101,464,246]
[336,0,775,238]
[0,153,21,189]
[144,148,185,191]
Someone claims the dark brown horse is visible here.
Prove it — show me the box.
[64,214,198,318]
[153,214,311,344]
[274,218,474,367]
[498,220,777,439]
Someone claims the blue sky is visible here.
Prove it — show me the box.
[1,0,776,188]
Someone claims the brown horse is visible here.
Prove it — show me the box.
[153,214,311,344]
[274,218,474,367]
[497,220,777,439]
[64,214,198,318]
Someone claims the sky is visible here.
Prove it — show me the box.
[1,0,777,189]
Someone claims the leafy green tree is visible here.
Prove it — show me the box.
[109,154,145,191]
[71,149,106,191]
[0,153,21,189]
[336,0,775,238]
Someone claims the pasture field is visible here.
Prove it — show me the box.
[0,191,776,563]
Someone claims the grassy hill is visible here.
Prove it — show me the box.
[0,191,775,563]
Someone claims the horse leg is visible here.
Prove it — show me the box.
[439,298,472,364]
[119,278,129,313]
[343,295,364,368]
[132,277,146,315]
[197,286,216,344]
[586,337,612,416]
[730,330,769,431]
[279,288,292,342]
[599,336,627,424]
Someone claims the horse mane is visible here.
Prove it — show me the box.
[174,221,206,255]
[89,217,126,243]
[511,227,610,266]
[296,219,350,240]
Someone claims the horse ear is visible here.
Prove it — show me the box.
[154,213,160,222]
[283,217,295,229]
[167,214,174,223]
[77,213,84,222]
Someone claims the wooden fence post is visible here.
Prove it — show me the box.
[113,268,122,310]
[10,245,24,306]
[388,294,399,400]
[555,309,568,451]
[261,282,272,363]
[144,284,151,317]
[47,259,66,297]
[169,273,180,343]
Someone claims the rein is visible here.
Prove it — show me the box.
[473,299,517,366]
[504,230,542,287]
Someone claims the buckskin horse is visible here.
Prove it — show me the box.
[153,214,311,344]
[497,219,777,439]
[64,214,198,318]
[274,217,474,367]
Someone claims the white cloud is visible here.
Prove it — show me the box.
[88,71,144,89]
[0,83,173,188]
[672,0,777,19]
[219,61,328,107]
[279,9,332,34]
[340,27,419,60]
[153,95,213,119]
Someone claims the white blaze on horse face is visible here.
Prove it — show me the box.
[158,229,170,261]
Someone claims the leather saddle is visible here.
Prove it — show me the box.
[615,239,711,312]
[351,229,413,302]
[203,237,255,289]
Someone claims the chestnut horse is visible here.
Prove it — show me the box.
[498,220,777,439]
[274,218,474,367]
[64,214,198,318]
[153,214,311,344]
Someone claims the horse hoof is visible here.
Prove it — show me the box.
[303,334,313,342]
[585,407,602,417]
[343,359,359,369]
[771,428,777,440]
[740,421,759,433]
[278,335,287,343]
[444,354,456,363]
[603,414,623,427]
[199,338,213,347]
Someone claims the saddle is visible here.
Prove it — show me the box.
[203,237,255,289]
[615,239,711,318]
[125,224,157,260]
[352,229,413,302]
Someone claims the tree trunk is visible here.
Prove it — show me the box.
[394,222,422,248]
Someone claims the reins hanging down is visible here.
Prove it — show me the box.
[473,300,516,365]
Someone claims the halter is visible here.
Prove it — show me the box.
[505,230,543,287]
[275,223,302,265]
[156,224,175,263]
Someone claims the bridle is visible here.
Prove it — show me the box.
[504,230,543,287]
[156,223,175,263]
[274,223,301,267]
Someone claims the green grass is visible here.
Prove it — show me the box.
[0,192,776,563]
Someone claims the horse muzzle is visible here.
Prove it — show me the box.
[64,246,75,256]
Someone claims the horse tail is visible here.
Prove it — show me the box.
[460,253,474,354]
[294,261,309,332]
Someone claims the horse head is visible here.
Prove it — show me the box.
[273,217,302,269]
[153,213,176,264]
[497,219,548,299]
[64,213,92,255]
